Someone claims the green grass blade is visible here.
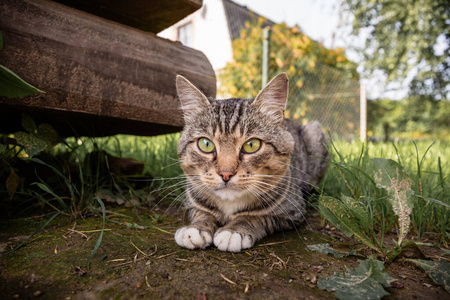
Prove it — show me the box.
[0,211,62,258]
[87,197,106,269]
[391,142,402,165]
[31,181,69,212]
[414,195,450,208]
[29,157,76,197]
[438,157,446,196]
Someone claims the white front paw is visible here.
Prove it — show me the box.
[213,230,254,252]
[175,227,212,250]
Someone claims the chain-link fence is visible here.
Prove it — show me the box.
[218,23,363,140]
[280,61,361,140]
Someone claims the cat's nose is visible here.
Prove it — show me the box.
[219,171,234,182]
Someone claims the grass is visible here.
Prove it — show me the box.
[78,134,449,248]
[60,133,182,180]
[320,139,449,251]
[1,131,449,259]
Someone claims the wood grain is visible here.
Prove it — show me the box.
[0,0,216,137]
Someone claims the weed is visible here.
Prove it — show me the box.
[319,139,449,259]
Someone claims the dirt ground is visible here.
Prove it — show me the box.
[0,205,448,300]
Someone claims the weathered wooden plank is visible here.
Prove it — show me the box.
[52,0,203,33]
[0,0,216,137]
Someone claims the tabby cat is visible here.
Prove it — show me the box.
[174,73,329,252]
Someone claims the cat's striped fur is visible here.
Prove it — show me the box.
[174,73,329,252]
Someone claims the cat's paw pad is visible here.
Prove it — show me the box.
[174,227,212,250]
[213,230,253,252]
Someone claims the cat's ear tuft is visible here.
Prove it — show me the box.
[252,73,289,122]
[176,75,210,118]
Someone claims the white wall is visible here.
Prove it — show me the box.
[158,0,234,72]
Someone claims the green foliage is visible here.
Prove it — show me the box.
[6,167,19,200]
[70,133,182,180]
[13,114,59,158]
[318,256,396,300]
[319,195,380,252]
[0,65,44,98]
[219,19,360,137]
[367,98,450,140]
[321,139,450,254]
[342,0,449,101]
[0,32,44,98]
[408,259,450,292]
[373,158,414,246]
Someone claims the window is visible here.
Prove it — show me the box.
[178,22,194,47]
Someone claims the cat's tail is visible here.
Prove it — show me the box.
[300,121,330,185]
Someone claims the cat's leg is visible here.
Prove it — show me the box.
[213,215,292,252]
[175,208,218,250]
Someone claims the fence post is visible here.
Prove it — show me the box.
[360,82,367,142]
[262,27,271,88]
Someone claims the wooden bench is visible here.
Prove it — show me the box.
[0,0,216,137]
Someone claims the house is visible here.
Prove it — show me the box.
[158,0,274,72]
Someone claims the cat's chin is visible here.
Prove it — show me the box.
[213,187,246,201]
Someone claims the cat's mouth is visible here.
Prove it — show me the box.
[213,186,245,201]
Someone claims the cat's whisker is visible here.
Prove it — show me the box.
[252,174,321,191]
[151,179,189,194]
[251,180,305,213]
[157,178,209,219]
[248,183,302,237]
[172,73,329,252]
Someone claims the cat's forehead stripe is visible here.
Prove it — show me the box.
[213,98,249,136]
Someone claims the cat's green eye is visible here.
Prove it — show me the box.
[242,138,261,154]
[198,138,215,153]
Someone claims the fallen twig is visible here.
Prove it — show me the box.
[156,251,181,259]
[220,273,237,285]
[257,240,293,247]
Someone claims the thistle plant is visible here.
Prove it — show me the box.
[373,158,414,246]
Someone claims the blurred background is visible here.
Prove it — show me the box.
[159,0,449,141]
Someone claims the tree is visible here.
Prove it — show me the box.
[342,0,449,101]
[219,19,360,137]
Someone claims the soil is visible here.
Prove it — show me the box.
[0,205,448,300]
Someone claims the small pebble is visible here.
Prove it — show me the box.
[423,283,432,288]
[312,266,324,273]
[390,281,404,289]
[310,276,317,284]
[33,290,43,297]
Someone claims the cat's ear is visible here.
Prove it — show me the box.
[176,75,210,118]
[252,73,288,122]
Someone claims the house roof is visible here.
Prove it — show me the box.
[222,0,275,41]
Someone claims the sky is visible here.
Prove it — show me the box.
[232,0,408,100]
[233,0,349,50]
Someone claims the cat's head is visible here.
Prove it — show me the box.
[176,73,294,202]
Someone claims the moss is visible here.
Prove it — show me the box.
[1,208,448,299]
